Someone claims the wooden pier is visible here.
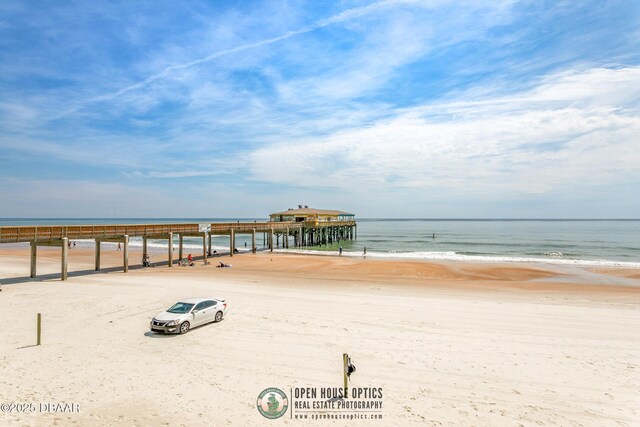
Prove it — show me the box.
[0,218,356,281]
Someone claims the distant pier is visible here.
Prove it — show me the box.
[0,212,356,281]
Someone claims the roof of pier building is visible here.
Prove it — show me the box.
[269,207,355,219]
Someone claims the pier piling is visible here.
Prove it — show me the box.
[2,219,350,279]
[168,232,173,267]
[123,235,129,273]
[61,237,68,281]
[30,243,37,278]
[252,229,256,253]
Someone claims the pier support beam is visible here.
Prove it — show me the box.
[203,234,208,264]
[29,239,68,280]
[142,237,148,259]
[61,237,68,281]
[178,235,183,262]
[30,244,37,278]
[123,235,129,273]
[270,228,274,252]
[285,228,289,248]
[208,233,212,256]
[229,230,235,257]
[168,232,173,267]
[252,229,256,253]
[94,236,130,272]
[95,241,101,271]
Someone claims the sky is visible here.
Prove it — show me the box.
[1,0,639,218]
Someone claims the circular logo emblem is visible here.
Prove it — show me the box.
[257,387,288,419]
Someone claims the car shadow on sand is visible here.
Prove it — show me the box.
[143,331,176,339]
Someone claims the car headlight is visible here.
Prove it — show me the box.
[166,320,177,326]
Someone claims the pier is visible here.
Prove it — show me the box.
[0,214,356,281]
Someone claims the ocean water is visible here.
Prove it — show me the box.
[290,219,640,268]
[1,218,639,267]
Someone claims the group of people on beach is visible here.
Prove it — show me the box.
[178,254,194,266]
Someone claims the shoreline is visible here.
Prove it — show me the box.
[4,238,639,269]
[1,245,639,292]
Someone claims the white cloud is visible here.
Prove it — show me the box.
[249,66,640,197]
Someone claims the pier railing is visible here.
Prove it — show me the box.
[303,220,356,227]
[0,222,305,243]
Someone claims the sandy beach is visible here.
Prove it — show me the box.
[0,246,639,426]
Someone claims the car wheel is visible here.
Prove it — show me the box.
[179,321,190,334]
[215,311,223,322]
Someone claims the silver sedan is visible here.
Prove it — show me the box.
[150,297,227,334]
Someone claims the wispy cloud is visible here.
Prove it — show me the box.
[1,0,639,217]
[50,0,424,120]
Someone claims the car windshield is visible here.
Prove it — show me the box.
[167,302,195,314]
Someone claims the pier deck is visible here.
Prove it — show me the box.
[0,220,357,281]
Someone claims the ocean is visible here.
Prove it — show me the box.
[1,218,639,267]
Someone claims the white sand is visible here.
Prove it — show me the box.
[0,249,639,426]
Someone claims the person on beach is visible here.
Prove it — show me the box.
[339,246,343,256]
[363,247,367,256]
[187,253,193,266]
[117,242,121,251]
[142,254,150,267]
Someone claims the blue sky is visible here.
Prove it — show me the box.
[1,0,639,218]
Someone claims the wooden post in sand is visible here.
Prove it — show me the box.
[36,313,42,346]
[285,228,289,249]
[229,230,235,257]
[168,232,173,267]
[178,234,183,262]
[343,353,349,398]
